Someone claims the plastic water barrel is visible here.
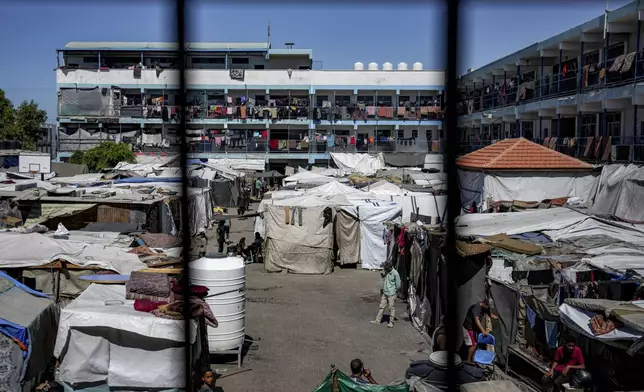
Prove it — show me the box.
[368,62,379,71]
[354,62,364,71]
[189,253,246,352]
[382,62,393,71]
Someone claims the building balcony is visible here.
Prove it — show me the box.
[56,68,444,90]
[458,53,642,117]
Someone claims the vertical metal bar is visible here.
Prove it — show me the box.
[516,119,521,138]
[174,0,193,390]
[577,112,582,137]
[491,75,495,109]
[98,51,101,70]
[444,0,460,389]
[636,19,641,80]
[604,32,610,86]
[540,56,544,97]
[557,113,561,139]
[578,41,585,93]
[557,49,563,94]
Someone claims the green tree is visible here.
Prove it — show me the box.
[0,89,18,141]
[0,89,48,149]
[68,150,85,165]
[80,142,135,172]
[14,100,47,150]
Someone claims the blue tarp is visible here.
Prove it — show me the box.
[0,271,50,381]
[3,155,18,169]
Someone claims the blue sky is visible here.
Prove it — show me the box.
[0,1,631,121]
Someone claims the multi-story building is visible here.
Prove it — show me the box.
[55,41,445,166]
[458,0,644,162]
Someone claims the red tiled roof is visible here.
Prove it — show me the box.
[456,138,594,171]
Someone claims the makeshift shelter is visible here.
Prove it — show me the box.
[263,204,335,274]
[51,162,89,177]
[282,169,336,187]
[340,200,402,269]
[0,272,59,391]
[587,163,644,222]
[330,152,385,176]
[311,368,408,392]
[54,283,199,390]
[457,138,597,212]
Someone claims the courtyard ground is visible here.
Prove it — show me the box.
[206,206,429,392]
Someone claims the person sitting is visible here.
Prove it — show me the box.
[198,370,216,392]
[542,335,585,392]
[349,359,377,385]
[250,232,262,254]
[236,237,247,258]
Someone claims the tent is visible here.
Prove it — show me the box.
[263,204,335,274]
[587,164,644,222]
[54,283,198,389]
[341,200,402,269]
[0,272,59,391]
[330,152,386,176]
[282,170,336,186]
[457,138,597,212]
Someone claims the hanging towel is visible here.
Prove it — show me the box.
[366,106,376,116]
[377,107,387,118]
[609,54,626,72]
[526,305,537,328]
[397,107,406,116]
[602,136,612,161]
[278,140,288,150]
[549,137,557,150]
[544,321,558,348]
[582,65,590,88]
[240,106,247,119]
[621,52,636,73]
[584,136,594,157]
[284,207,291,224]
[350,136,355,145]
[290,208,296,225]
[268,139,279,149]
[594,136,603,157]
[543,137,550,147]
[327,135,335,147]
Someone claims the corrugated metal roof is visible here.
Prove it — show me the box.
[63,41,270,51]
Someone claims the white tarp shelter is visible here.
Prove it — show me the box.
[263,204,335,274]
[0,232,145,274]
[457,138,597,212]
[341,200,402,269]
[54,284,197,389]
[587,164,644,222]
[330,152,385,176]
[282,169,336,186]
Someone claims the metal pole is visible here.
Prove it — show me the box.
[604,32,610,86]
[540,56,544,97]
[636,18,642,80]
[557,49,563,94]
[578,41,585,92]
[557,113,561,140]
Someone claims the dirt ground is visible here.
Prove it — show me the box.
[206,206,429,392]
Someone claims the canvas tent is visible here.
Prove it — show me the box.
[0,272,59,391]
[586,164,644,222]
[282,169,337,186]
[54,284,198,389]
[330,152,385,176]
[340,200,402,269]
[263,204,335,274]
[457,138,597,212]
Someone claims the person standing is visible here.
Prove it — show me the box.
[370,261,401,328]
[462,298,498,362]
[216,220,226,253]
[255,177,262,198]
[222,212,231,242]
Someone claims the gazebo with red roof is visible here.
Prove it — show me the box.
[456,138,598,209]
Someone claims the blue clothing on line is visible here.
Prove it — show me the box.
[545,320,558,348]
[526,306,537,328]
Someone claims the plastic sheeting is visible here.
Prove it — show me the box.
[311,370,408,392]
[342,201,402,269]
[587,164,644,222]
[263,205,334,274]
[335,209,360,265]
[455,208,587,237]
[0,232,146,274]
[383,194,447,224]
[559,302,643,341]
[330,152,385,176]
[54,284,196,389]
[459,169,597,211]
[283,170,336,186]
[206,158,265,171]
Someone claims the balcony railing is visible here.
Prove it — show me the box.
[459,52,641,115]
